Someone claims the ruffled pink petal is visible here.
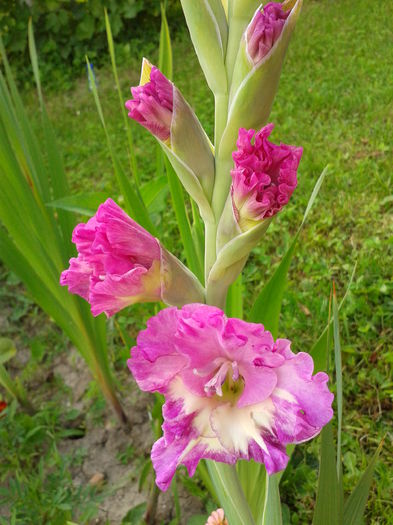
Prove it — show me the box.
[126,66,173,142]
[89,265,160,317]
[237,363,277,407]
[231,124,302,227]
[60,257,92,301]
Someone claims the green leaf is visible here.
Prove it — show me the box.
[0,338,16,365]
[333,282,344,514]
[46,192,110,216]
[104,8,139,185]
[260,474,282,525]
[343,441,383,525]
[164,156,204,282]
[86,56,155,235]
[310,263,357,373]
[312,422,343,525]
[121,502,147,525]
[249,167,328,336]
[140,176,169,214]
[159,2,173,79]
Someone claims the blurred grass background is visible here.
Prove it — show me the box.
[1,0,392,523]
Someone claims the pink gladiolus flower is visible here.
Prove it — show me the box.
[231,124,302,230]
[60,199,162,317]
[125,61,173,142]
[246,2,290,65]
[206,508,228,525]
[128,304,333,491]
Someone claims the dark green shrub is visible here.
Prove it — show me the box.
[0,0,182,87]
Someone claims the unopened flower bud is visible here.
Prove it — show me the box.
[126,59,215,222]
[206,508,228,525]
[246,2,290,65]
[231,124,302,231]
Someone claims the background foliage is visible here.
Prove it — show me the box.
[0,0,392,523]
[0,0,182,88]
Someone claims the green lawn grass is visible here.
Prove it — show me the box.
[1,0,392,523]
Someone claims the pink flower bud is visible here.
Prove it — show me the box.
[246,2,290,65]
[60,199,204,317]
[206,508,228,525]
[231,124,302,231]
[125,61,173,142]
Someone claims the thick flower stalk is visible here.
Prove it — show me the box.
[60,199,204,317]
[126,59,215,222]
[129,304,333,491]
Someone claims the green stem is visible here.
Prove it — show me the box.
[207,462,256,525]
[205,220,217,284]
[214,92,229,151]
[225,15,250,85]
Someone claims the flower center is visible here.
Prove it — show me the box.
[203,360,245,403]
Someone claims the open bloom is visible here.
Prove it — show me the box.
[60,199,204,317]
[246,2,290,65]
[129,304,333,491]
[231,124,302,231]
[125,63,173,142]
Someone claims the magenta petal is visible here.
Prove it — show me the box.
[246,3,290,65]
[237,363,277,407]
[231,124,302,228]
[60,257,92,301]
[126,65,173,141]
[61,198,162,316]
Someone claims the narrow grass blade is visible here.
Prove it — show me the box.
[310,263,357,372]
[343,441,383,525]
[159,1,173,79]
[332,281,344,514]
[47,193,110,216]
[104,8,139,184]
[0,338,16,366]
[312,422,343,525]
[250,167,329,336]
[164,156,204,282]
[86,56,155,234]
[29,19,76,262]
[207,462,256,525]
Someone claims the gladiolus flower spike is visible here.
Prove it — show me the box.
[231,124,302,231]
[60,199,204,317]
[129,304,334,491]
